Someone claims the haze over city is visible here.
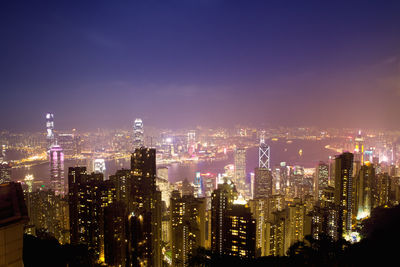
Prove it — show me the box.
[3,1,400,267]
[2,1,400,130]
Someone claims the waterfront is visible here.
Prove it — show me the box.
[11,138,339,185]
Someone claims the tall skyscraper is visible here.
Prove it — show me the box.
[354,163,375,220]
[254,167,273,199]
[248,198,269,256]
[234,146,246,193]
[194,171,203,198]
[0,162,11,184]
[253,133,273,199]
[259,131,270,169]
[109,169,131,204]
[68,167,87,244]
[354,130,364,164]
[334,152,354,238]
[46,113,55,147]
[211,181,237,255]
[94,158,106,178]
[314,161,329,201]
[49,144,65,196]
[68,169,116,262]
[130,147,162,267]
[170,190,206,267]
[376,172,390,207]
[224,202,256,259]
[133,118,144,149]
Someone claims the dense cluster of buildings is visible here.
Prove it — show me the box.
[1,114,400,266]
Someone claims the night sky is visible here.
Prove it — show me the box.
[2,1,400,131]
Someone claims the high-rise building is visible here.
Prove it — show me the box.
[130,147,162,267]
[109,169,131,205]
[26,188,69,244]
[314,161,329,201]
[254,167,273,199]
[259,131,270,169]
[224,202,256,259]
[0,182,29,267]
[354,163,375,220]
[194,171,203,198]
[376,172,390,207]
[94,158,106,178]
[234,146,246,193]
[49,144,65,196]
[68,169,116,262]
[285,199,307,251]
[334,152,354,238]
[104,201,128,266]
[170,190,206,267]
[156,176,172,209]
[133,118,144,149]
[248,198,269,256]
[68,167,87,244]
[211,181,237,255]
[354,130,364,164]
[0,162,11,184]
[46,113,55,147]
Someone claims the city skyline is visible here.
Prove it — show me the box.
[2,1,400,266]
[2,1,400,131]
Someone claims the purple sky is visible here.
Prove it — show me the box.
[2,0,400,131]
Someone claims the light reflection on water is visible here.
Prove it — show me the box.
[11,139,337,185]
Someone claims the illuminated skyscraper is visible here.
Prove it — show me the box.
[259,131,270,169]
[68,169,116,262]
[354,130,364,163]
[211,181,237,255]
[248,198,268,256]
[376,172,390,207]
[94,158,106,178]
[334,152,354,238]
[314,161,329,201]
[252,133,273,200]
[254,167,273,199]
[68,166,87,244]
[133,118,144,149]
[354,163,375,220]
[46,113,55,147]
[130,147,162,267]
[234,146,246,193]
[224,202,256,259]
[49,144,65,196]
[0,162,11,184]
[109,169,131,204]
[170,191,206,267]
[194,171,203,198]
